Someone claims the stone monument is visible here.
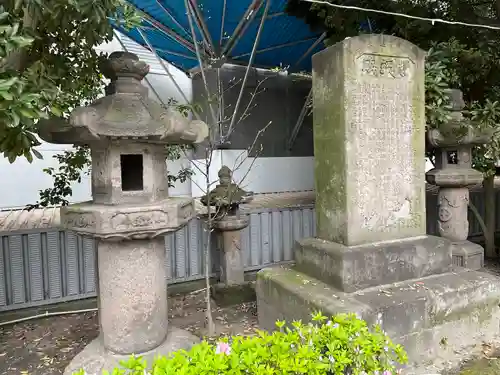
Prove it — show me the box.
[201,166,254,306]
[37,51,208,375]
[256,35,500,369]
[426,89,492,270]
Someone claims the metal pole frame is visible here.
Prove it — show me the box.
[231,36,320,60]
[287,88,312,150]
[187,0,216,56]
[291,32,326,71]
[136,27,202,121]
[221,0,263,57]
[226,0,271,137]
[185,0,219,130]
[220,0,227,49]
[152,47,198,60]
[130,7,197,54]
[154,0,192,40]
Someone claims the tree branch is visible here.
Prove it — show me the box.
[0,5,38,74]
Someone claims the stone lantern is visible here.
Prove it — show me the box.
[426,89,492,270]
[200,166,254,305]
[37,51,208,375]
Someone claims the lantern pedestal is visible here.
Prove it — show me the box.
[64,327,198,375]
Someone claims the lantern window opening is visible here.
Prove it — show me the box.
[121,154,144,191]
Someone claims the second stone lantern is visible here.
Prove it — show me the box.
[426,89,492,270]
[37,52,208,375]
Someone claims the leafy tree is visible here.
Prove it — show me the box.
[286,0,500,255]
[1,1,192,207]
[0,0,141,162]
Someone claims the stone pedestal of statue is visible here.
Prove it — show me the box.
[202,166,255,307]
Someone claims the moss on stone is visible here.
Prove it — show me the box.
[430,298,498,326]
[458,358,500,375]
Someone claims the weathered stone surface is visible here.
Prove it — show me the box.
[90,142,171,205]
[451,241,484,270]
[38,52,208,146]
[203,166,252,286]
[294,236,452,292]
[216,216,249,286]
[36,51,209,375]
[63,327,199,375]
[61,198,193,241]
[97,238,168,354]
[201,166,253,209]
[312,34,426,246]
[426,89,491,269]
[256,35,500,374]
[256,265,500,368]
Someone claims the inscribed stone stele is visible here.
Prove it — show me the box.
[312,34,426,246]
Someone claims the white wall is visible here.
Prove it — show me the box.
[189,152,436,198]
[0,33,192,209]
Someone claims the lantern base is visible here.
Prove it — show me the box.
[63,326,199,375]
[451,240,484,270]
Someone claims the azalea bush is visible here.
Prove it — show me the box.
[73,312,407,375]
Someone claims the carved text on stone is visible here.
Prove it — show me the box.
[360,54,411,79]
[350,58,419,230]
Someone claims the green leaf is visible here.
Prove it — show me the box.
[50,106,63,117]
[0,77,19,90]
[18,107,38,119]
[32,148,43,160]
[0,91,13,100]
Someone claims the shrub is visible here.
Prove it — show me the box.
[73,312,407,375]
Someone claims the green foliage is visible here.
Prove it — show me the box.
[286,0,500,175]
[72,313,407,375]
[0,0,141,163]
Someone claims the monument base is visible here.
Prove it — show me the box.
[451,240,484,270]
[256,265,500,370]
[63,326,199,375]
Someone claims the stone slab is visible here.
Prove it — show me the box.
[256,265,500,367]
[451,240,484,270]
[61,197,194,241]
[312,35,427,246]
[63,326,199,375]
[294,235,452,292]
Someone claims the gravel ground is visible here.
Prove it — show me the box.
[0,292,258,375]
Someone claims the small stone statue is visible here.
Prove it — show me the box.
[201,166,253,292]
[200,166,253,217]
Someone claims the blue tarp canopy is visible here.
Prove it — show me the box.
[115,0,326,73]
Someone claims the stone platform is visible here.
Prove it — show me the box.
[257,264,500,368]
[63,326,199,375]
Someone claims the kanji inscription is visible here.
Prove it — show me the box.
[349,54,420,231]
